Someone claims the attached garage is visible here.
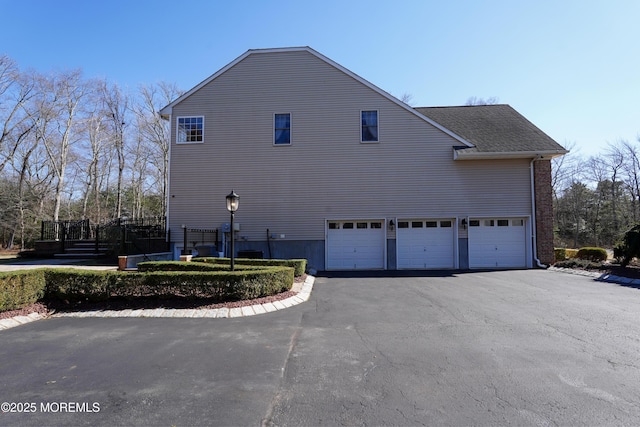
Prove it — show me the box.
[397,219,456,269]
[468,218,528,268]
[326,220,385,270]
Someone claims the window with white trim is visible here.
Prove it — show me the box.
[274,113,291,145]
[361,110,378,142]
[177,116,204,143]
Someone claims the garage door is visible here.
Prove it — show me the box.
[397,219,455,269]
[326,220,385,270]
[468,218,527,268]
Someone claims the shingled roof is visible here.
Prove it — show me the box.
[416,104,568,160]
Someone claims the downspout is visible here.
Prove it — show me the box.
[530,156,547,268]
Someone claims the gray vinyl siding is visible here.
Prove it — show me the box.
[167,50,532,242]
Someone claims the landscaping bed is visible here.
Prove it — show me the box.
[0,274,307,320]
[1,260,307,320]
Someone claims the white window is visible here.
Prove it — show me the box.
[274,113,291,145]
[361,110,378,142]
[177,116,204,144]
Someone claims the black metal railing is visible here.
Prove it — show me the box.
[180,227,219,256]
[40,217,168,256]
[40,219,91,241]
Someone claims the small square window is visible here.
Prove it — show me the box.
[342,222,354,229]
[274,113,291,145]
[497,219,509,227]
[357,222,368,229]
[484,220,495,227]
[398,221,409,229]
[512,219,524,226]
[425,221,437,228]
[412,221,423,228]
[440,220,452,228]
[469,220,480,227]
[177,116,204,143]
[371,222,382,229]
[361,110,378,142]
[329,222,339,229]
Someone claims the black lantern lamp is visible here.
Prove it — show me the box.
[226,190,239,271]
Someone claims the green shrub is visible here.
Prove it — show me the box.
[565,249,579,259]
[3,262,297,311]
[44,269,120,302]
[137,261,265,273]
[0,270,46,312]
[576,247,608,262]
[554,259,603,270]
[44,266,294,303]
[614,224,640,267]
[554,248,567,262]
[194,257,307,276]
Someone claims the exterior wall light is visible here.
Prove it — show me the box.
[226,190,240,271]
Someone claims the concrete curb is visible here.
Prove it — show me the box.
[549,266,640,287]
[0,276,315,329]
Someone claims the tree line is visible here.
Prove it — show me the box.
[0,54,182,249]
[553,138,640,249]
[2,51,636,252]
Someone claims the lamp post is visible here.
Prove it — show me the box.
[181,224,187,255]
[226,190,240,271]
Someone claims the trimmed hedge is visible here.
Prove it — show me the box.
[554,248,567,262]
[43,266,294,303]
[194,257,307,276]
[555,248,579,261]
[0,270,46,312]
[554,259,603,270]
[566,249,579,259]
[576,247,608,262]
[137,261,262,272]
[1,263,296,313]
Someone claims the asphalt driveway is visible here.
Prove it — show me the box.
[1,269,640,426]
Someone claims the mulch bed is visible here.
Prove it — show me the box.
[597,264,640,279]
[0,275,307,320]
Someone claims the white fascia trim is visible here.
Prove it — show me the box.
[303,47,474,148]
[159,48,267,119]
[454,149,569,161]
[159,46,475,148]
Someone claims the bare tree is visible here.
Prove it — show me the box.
[37,69,87,221]
[0,56,37,175]
[465,96,500,106]
[99,80,129,218]
[551,141,578,197]
[134,82,182,218]
[606,143,626,235]
[399,92,413,105]
[620,139,640,223]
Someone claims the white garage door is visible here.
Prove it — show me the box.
[468,218,527,268]
[326,220,385,270]
[397,219,455,269]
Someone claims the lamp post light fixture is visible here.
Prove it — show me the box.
[226,190,240,271]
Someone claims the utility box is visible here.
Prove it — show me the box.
[222,223,241,232]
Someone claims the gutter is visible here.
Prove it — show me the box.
[454,149,569,161]
[530,156,546,268]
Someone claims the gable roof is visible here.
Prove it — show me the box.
[416,105,568,160]
[158,46,473,148]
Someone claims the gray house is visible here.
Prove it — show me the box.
[160,47,567,272]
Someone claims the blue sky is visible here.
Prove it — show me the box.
[1,0,638,158]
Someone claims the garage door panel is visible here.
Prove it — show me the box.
[397,219,455,269]
[327,221,384,270]
[469,218,526,268]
